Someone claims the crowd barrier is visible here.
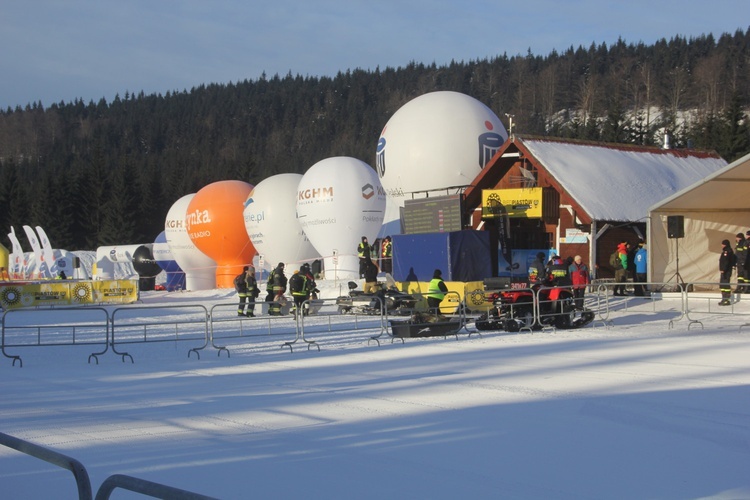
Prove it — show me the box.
[110,304,211,362]
[474,279,750,333]
[0,431,216,500]
[1,307,110,367]
[5,280,745,366]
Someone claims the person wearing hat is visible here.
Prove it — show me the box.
[289,268,308,317]
[357,236,370,278]
[545,255,570,286]
[426,269,448,313]
[612,240,629,296]
[268,262,287,315]
[734,232,748,293]
[719,239,735,306]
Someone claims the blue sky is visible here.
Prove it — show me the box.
[1,1,747,110]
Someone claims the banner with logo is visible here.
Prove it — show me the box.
[7,227,26,280]
[482,188,543,218]
[36,226,59,276]
[23,225,46,278]
[0,280,138,309]
[92,280,139,304]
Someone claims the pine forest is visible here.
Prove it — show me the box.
[1,29,749,250]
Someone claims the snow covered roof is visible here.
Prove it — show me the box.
[464,136,728,223]
[520,137,727,222]
[649,151,750,212]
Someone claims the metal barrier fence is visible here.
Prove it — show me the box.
[475,281,727,333]
[209,300,302,355]
[209,297,390,354]
[590,281,687,329]
[477,285,580,334]
[5,282,743,366]
[0,431,216,500]
[110,304,211,362]
[2,307,110,367]
[0,430,92,499]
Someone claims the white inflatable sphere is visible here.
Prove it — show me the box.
[164,194,216,291]
[243,173,319,270]
[297,157,386,280]
[375,91,507,228]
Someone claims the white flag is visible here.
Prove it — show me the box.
[7,227,26,279]
[23,225,47,279]
[35,226,58,276]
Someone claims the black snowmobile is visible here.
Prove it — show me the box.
[336,276,417,316]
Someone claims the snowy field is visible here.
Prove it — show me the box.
[2,281,750,500]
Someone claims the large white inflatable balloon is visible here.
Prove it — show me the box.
[297,157,386,280]
[243,173,319,270]
[375,91,507,233]
[164,194,216,291]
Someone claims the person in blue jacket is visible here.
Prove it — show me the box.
[634,240,649,296]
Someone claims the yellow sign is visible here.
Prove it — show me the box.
[92,280,139,304]
[482,188,543,218]
[0,279,138,309]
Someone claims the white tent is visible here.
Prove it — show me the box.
[648,152,750,288]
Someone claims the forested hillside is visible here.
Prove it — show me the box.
[1,28,749,250]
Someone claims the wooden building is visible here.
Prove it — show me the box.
[462,135,726,279]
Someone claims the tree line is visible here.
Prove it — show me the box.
[1,28,749,251]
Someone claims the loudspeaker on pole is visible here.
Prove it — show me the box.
[667,215,684,239]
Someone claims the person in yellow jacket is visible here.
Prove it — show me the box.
[426,269,448,313]
[380,236,392,274]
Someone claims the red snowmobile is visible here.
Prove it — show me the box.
[475,276,595,332]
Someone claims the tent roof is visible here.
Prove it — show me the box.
[649,152,750,213]
[466,136,727,222]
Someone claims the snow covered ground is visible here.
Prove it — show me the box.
[2,281,750,499]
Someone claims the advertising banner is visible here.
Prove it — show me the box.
[23,225,45,278]
[7,227,26,279]
[482,188,543,218]
[92,280,139,304]
[0,280,138,309]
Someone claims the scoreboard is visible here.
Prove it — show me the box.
[403,194,463,234]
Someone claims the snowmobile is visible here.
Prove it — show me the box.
[475,276,595,332]
[336,276,417,316]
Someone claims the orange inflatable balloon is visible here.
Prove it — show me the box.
[187,180,256,288]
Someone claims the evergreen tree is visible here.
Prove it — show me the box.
[721,93,750,161]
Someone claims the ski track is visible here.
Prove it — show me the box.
[3,289,750,499]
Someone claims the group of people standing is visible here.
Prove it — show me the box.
[611,240,649,297]
[233,261,318,317]
[719,230,750,305]
[528,252,591,309]
[358,236,393,278]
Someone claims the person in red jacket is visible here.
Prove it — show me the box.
[568,255,590,309]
